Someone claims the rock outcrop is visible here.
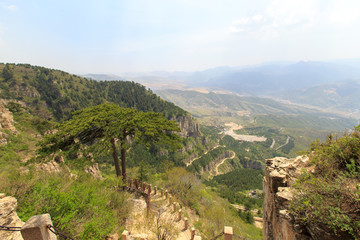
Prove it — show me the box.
[0,193,24,240]
[263,156,311,240]
[84,163,103,180]
[0,102,16,145]
[263,156,354,240]
[173,115,200,138]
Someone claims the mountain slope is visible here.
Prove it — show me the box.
[273,80,360,117]
[0,63,186,121]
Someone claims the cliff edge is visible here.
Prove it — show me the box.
[263,156,310,240]
[263,155,358,240]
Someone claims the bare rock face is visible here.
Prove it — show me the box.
[36,160,63,174]
[263,156,353,240]
[0,193,24,240]
[0,102,16,145]
[84,163,103,180]
[173,115,200,138]
[263,156,311,240]
[36,154,74,178]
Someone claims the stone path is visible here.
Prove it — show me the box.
[125,190,199,240]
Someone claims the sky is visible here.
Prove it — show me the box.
[0,0,360,74]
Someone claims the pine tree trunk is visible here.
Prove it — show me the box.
[121,141,126,179]
[111,138,122,177]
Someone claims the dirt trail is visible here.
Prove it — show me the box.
[185,144,220,167]
[275,136,290,150]
[212,151,235,176]
[270,138,276,149]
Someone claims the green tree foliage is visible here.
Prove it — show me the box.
[187,146,230,173]
[205,168,264,209]
[0,168,130,240]
[209,168,264,191]
[39,103,182,177]
[2,63,14,82]
[238,210,255,224]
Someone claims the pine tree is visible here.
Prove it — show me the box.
[39,103,182,178]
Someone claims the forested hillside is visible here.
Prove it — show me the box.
[0,63,264,239]
[0,63,186,121]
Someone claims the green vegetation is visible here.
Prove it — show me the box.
[156,88,357,158]
[209,168,264,191]
[155,89,321,118]
[290,127,360,239]
[0,167,130,239]
[219,135,275,169]
[161,168,262,239]
[206,168,264,210]
[0,63,264,239]
[39,103,181,177]
[0,63,186,121]
[187,146,230,173]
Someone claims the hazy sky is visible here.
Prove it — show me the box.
[0,0,360,74]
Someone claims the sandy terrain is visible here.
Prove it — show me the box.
[222,122,267,142]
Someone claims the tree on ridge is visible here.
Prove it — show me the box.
[39,103,182,178]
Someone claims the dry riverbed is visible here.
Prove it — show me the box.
[222,122,267,142]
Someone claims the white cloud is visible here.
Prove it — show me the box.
[229,14,266,34]
[229,0,320,39]
[1,3,17,11]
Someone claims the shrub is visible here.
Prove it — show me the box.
[290,126,360,239]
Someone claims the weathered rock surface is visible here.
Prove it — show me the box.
[173,115,200,138]
[263,156,353,240]
[36,155,74,178]
[84,163,103,179]
[0,194,24,240]
[263,156,311,240]
[0,102,17,145]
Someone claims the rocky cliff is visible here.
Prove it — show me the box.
[263,156,311,240]
[0,101,16,145]
[263,156,353,240]
[174,115,200,138]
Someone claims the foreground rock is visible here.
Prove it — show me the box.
[0,193,24,240]
[263,156,311,240]
[263,156,354,240]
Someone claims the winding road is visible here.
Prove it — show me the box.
[185,144,220,167]
[213,151,236,176]
[270,138,276,149]
[276,136,290,150]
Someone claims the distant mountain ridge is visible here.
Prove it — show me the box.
[84,60,360,117]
